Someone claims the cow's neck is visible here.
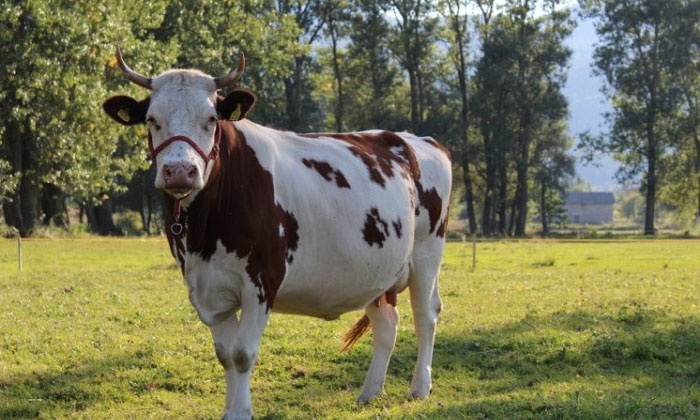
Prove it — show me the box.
[164,120,274,261]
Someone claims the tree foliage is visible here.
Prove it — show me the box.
[1,0,584,237]
[579,0,700,234]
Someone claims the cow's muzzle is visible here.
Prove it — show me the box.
[162,162,198,197]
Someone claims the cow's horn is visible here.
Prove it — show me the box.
[115,46,152,89]
[214,51,245,89]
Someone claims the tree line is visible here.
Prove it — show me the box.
[1,0,699,237]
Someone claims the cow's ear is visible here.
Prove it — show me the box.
[217,88,257,121]
[103,95,150,125]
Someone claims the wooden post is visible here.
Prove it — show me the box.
[18,234,22,272]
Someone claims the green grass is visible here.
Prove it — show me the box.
[2,238,700,419]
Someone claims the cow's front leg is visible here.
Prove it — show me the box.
[210,299,269,420]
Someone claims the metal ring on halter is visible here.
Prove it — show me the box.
[171,222,184,236]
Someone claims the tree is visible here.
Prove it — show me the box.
[531,122,575,236]
[346,0,402,129]
[152,0,301,127]
[440,0,477,234]
[390,0,438,133]
[471,0,573,236]
[661,16,700,221]
[276,0,327,131]
[579,0,700,234]
[506,0,573,236]
[0,0,173,236]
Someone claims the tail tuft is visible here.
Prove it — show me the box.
[340,314,371,353]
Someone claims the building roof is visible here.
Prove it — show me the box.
[566,191,615,205]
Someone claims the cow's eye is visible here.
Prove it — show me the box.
[146,117,161,130]
[203,116,217,131]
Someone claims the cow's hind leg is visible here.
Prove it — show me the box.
[407,242,444,400]
[356,293,400,403]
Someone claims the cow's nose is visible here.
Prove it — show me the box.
[162,163,198,196]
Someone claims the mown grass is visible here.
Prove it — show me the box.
[1,238,700,419]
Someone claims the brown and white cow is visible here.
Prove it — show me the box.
[103,48,451,420]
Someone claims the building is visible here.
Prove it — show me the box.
[565,191,615,224]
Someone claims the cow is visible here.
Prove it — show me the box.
[102,47,451,420]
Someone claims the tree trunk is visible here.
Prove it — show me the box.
[508,194,517,237]
[139,202,148,235]
[514,112,531,237]
[461,157,477,235]
[284,57,305,131]
[643,106,657,235]
[146,196,153,235]
[41,183,67,227]
[693,130,700,220]
[514,158,528,236]
[540,181,549,237]
[644,149,656,235]
[408,67,419,133]
[330,25,344,132]
[3,119,40,237]
[481,142,494,235]
[498,158,508,235]
[453,18,476,234]
[19,169,41,236]
[88,197,120,236]
[417,69,425,132]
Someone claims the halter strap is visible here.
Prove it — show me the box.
[148,124,222,166]
[148,124,222,236]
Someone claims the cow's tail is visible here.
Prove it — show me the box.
[340,314,371,353]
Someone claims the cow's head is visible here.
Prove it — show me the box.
[103,47,256,199]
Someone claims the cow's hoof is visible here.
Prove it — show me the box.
[355,392,377,405]
[407,385,431,401]
[220,412,252,420]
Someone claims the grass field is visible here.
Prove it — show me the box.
[2,238,700,419]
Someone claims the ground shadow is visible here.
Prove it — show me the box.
[260,307,700,419]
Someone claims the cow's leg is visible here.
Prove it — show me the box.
[407,244,444,400]
[209,313,239,412]
[357,293,400,403]
[210,298,269,420]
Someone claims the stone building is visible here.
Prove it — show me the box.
[565,191,615,224]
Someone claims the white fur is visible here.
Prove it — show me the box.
[147,70,219,192]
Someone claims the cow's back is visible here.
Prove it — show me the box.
[233,121,451,319]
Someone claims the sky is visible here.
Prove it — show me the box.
[563,16,620,191]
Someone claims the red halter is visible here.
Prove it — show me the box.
[148,124,222,166]
[149,124,222,236]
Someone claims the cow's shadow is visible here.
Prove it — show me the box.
[259,307,700,419]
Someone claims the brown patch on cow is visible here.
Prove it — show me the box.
[392,218,403,238]
[300,132,420,188]
[436,217,448,238]
[165,121,298,311]
[282,210,299,263]
[385,289,398,306]
[422,137,451,159]
[301,158,351,189]
[165,201,187,275]
[415,180,443,234]
[362,207,389,248]
[373,289,398,307]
